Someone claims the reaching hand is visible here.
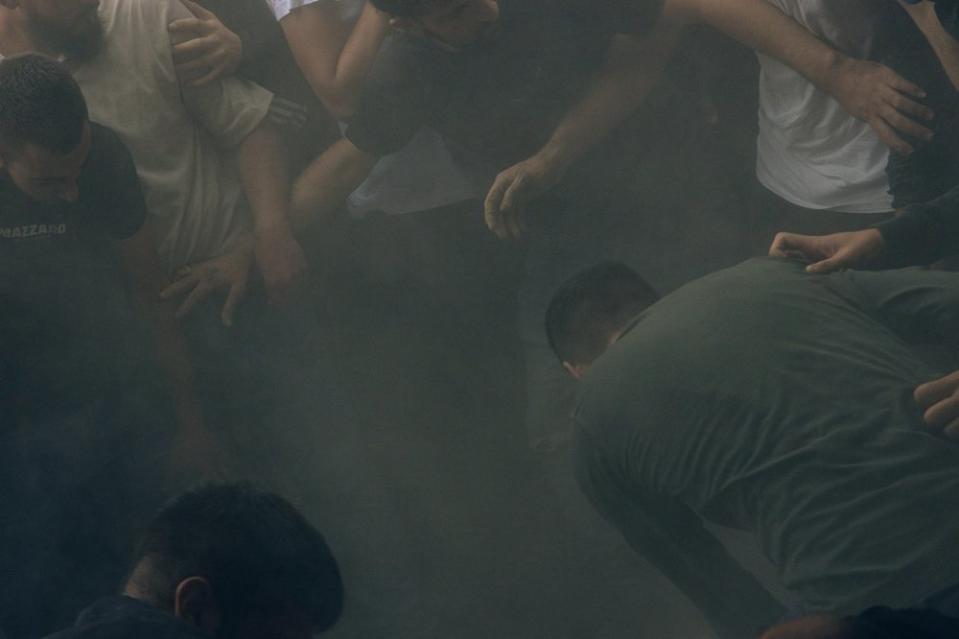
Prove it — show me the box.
[484,152,564,241]
[168,0,242,87]
[160,241,253,327]
[254,226,309,306]
[826,57,934,155]
[915,370,959,440]
[768,228,885,273]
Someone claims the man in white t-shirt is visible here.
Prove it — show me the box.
[750,0,936,244]
[0,0,307,322]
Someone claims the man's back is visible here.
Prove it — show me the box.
[575,259,959,617]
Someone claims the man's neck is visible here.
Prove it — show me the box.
[0,11,56,58]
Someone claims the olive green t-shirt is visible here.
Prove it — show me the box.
[574,258,959,639]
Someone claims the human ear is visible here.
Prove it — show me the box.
[173,576,221,636]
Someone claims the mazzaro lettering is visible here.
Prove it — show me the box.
[0,223,68,239]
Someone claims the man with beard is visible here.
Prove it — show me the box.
[0,0,305,319]
[0,53,209,638]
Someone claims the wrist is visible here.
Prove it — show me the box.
[537,139,575,179]
[814,49,850,94]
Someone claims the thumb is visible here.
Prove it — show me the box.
[180,0,214,20]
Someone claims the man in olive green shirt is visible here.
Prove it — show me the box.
[546,258,959,639]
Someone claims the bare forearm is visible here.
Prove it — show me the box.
[282,2,389,119]
[238,121,292,233]
[540,25,684,172]
[330,3,389,115]
[680,0,843,89]
[901,0,959,89]
[291,138,377,231]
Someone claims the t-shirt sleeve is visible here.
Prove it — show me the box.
[81,125,148,241]
[270,0,317,21]
[166,0,274,148]
[344,40,430,157]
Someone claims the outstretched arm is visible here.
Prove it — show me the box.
[484,23,684,240]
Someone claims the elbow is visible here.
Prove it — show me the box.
[306,77,361,120]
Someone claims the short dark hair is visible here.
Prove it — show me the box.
[0,54,88,157]
[545,262,659,366]
[130,483,343,633]
[369,0,434,18]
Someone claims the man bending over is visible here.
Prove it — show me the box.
[546,258,959,638]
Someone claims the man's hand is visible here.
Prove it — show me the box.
[769,228,885,273]
[254,226,308,306]
[825,56,934,155]
[168,0,242,87]
[915,370,959,439]
[483,152,566,241]
[160,241,253,327]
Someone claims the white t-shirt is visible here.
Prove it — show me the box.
[70,0,273,273]
[268,0,476,215]
[756,0,893,213]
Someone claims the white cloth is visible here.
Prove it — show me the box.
[70,0,273,273]
[756,0,893,213]
[269,0,476,215]
[269,0,362,25]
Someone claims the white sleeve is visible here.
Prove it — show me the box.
[269,0,327,21]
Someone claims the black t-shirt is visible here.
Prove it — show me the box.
[346,0,664,176]
[43,596,208,639]
[0,123,148,419]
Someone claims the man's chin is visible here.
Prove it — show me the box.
[63,24,105,61]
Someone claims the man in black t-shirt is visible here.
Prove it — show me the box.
[0,54,211,638]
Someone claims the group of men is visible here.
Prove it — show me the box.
[2,0,959,636]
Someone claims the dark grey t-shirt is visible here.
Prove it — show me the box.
[574,258,959,638]
[345,0,664,179]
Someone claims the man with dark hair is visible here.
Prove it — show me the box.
[544,262,659,378]
[45,483,343,639]
[287,0,948,454]
[0,0,305,319]
[549,257,959,638]
[0,53,212,637]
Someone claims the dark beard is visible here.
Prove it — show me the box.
[28,9,104,61]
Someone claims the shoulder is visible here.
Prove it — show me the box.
[85,123,138,180]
